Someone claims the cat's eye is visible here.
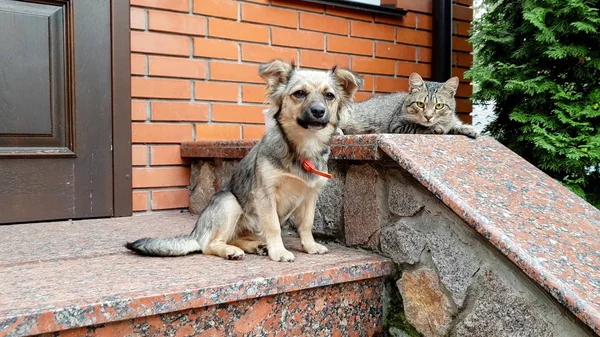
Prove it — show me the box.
[292,90,307,99]
[435,103,445,110]
[325,92,335,101]
[415,102,425,108]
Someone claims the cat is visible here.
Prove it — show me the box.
[339,72,479,138]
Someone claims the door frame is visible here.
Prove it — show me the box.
[111,0,132,217]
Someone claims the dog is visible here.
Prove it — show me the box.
[125,60,363,262]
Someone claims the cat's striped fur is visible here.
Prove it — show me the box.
[340,73,479,138]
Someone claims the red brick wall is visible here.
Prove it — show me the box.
[129,0,473,212]
[394,0,473,115]
[453,0,474,114]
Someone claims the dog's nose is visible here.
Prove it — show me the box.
[311,105,325,119]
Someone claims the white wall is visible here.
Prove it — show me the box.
[347,0,381,5]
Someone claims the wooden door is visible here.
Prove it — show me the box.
[0,0,131,224]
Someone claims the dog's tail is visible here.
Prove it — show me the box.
[125,235,202,257]
[125,191,241,257]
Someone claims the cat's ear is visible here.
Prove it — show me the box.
[408,72,425,93]
[440,77,459,96]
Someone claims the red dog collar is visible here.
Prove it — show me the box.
[302,159,332,179]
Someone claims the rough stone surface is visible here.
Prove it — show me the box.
[189,161,216,214]
[189,160,239,214]
[215,159,238,187]
[387,171,424,217]
[425,214,481,308]
[343,164,381,248]
[379,135,600,335]
[397,268,454,337]
[454,269,556,337]
[380,220,426,265]
[313,161,346,237]
[389,327,411,337]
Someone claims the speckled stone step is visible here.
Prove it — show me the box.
[0,212,392,337]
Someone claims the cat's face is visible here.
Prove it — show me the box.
[403,73,459,126]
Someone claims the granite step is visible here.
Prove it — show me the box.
[0,212,392,337]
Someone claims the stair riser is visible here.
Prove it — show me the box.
[38,278,385,337]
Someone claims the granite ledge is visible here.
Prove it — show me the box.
[180,134,600,334]
[0,212,392,336]
[181,134,386,161]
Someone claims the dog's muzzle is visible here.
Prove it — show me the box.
[297,102,329,130]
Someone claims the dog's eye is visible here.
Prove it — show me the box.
[435,103,445,110]
[415,102,425,108]
[292,90,307,99]
[325,92,335,101]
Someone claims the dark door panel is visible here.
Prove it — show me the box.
[2,159,75,223]
[0,0,71,152]
[0,0,114,224]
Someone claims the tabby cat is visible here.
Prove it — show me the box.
[339,72,479,138]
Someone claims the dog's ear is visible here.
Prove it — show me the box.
[258,59,294,89]
[331,66,363,99]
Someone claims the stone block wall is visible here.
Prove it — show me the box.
[188,158,595,337]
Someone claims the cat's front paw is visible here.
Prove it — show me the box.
[459,125,480,139]
[333,127,344,136]
[432,125,445,134]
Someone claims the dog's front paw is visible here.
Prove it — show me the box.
[256,244,269,256]
[303,242,329,255]
[269,248,295,262]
